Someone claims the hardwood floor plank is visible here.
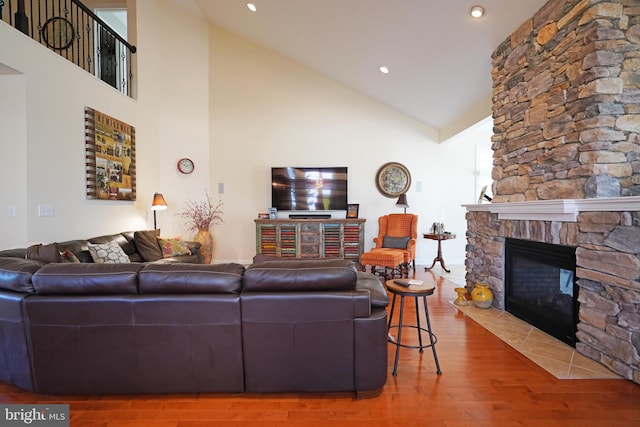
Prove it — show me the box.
[1,266,639,426]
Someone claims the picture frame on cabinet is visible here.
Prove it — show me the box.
[346,204,359,218]
[268,207,278,219]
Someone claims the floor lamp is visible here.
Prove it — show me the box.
[151,193,168,229]
[395,193,409,213]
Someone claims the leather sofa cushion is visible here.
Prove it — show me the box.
[0,248,27,258]
[26,243,63,263]
[134,230,163,262]
[244,259,357,292]
[32,263,144,295]
[0,258,43,293]
[139,263,245,294]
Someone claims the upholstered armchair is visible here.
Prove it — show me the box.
[372,213,418,272]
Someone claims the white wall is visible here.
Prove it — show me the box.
[0,2,492,267]
[209,26,490,265]
[0,72,28,248]
[0,0,210,245]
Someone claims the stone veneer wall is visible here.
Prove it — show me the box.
[466,0,640,383]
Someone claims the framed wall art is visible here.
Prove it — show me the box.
[375,162,411,198]
[85,107,136,200]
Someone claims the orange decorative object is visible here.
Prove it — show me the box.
[471,283,494,309]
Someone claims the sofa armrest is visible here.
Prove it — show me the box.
[0,258,42,293]
[356,272,389,308]
[185,241,203,263]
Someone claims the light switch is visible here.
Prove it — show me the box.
[7,205,16,217]
[218,182,225,194]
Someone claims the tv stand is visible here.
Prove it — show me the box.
[255,218,365,261]
[288,213,332,219]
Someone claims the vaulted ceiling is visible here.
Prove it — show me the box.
[189,0,549,141]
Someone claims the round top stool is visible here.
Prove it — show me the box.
[385,280,442,376]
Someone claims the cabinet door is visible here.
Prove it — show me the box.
[322,223,342,258]
[300,222,321,258]
[257,224,277,256]
[343,222,364,261]
[278,224,298,258]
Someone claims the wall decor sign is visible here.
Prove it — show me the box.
[85,107,136,200]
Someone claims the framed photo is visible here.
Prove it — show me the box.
[346,203,359,218]
[477,185,493,203]
[268,207,278,219]
[85,107,136,200]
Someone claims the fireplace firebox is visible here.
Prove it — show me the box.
[505,238,578,346]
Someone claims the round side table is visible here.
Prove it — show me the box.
[385,280,442,376]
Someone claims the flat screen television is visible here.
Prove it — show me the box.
[271,167,348,211]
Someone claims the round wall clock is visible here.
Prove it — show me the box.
[177,158,195,174]
[41,16,75,50]
[375,162,411,198]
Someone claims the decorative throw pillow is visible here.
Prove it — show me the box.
[134,229,163,262]
[157,236,191,258]
[88,241,131,264]
[26,243,63,263]
[60,249,81,263]
[382,235,411,249]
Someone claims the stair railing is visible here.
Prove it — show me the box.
[1,0,137,97]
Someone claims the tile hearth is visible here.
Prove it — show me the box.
[432,264,621,380]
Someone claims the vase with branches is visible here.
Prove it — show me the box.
[178,190,223,263]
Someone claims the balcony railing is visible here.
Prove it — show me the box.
[1,0,136,97]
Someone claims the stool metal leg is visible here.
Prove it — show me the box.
[392,295,405,376]
[422,295,442,375]
[415,298,424,352]
[387,294,397,332]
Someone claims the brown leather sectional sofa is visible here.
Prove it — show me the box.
[0,256,389,396]
[0,231,203,264]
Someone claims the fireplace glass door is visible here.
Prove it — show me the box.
[505,238,577,346]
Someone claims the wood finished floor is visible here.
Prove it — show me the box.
[1,266,639,426]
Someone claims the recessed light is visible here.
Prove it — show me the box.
[470,5,485,18]
[247,3,257,12]
[379,66,389,74]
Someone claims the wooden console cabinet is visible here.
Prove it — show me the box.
[255,218,366,261]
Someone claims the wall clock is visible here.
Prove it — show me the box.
[375,162,411,198]
[177,158,195,174]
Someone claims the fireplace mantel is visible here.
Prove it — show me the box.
[463,196,640,222]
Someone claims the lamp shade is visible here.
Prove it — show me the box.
[151,193,168,211]
[395,193,409,209]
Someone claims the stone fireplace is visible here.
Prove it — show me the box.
[464,0,640,384]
